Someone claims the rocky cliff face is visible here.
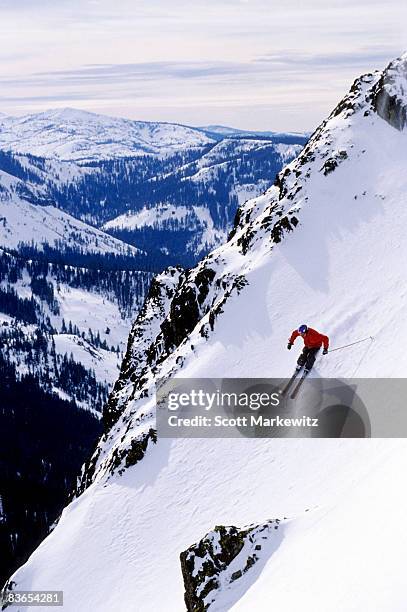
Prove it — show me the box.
[77,250,249,487]
[372,54,407,130]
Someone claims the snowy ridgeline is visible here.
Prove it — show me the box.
[7,54,407,610]
[0,109,304,163]
[0,109,216,162]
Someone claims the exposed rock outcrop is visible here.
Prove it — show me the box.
[180,520,282,611]
[103,266,183,432]
[372,54,407,130]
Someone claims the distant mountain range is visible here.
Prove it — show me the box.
[0,108,214,162]
[0,109,307,265]
[198,123,310,141]
[0,109,307,163]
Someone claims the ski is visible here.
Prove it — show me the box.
[280,366,303,396]
[290,369,310,400]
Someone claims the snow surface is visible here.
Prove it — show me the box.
[0,196,141,256]
[56,285,130,349]
[8,57,407,611]
[53,334,120,387]
[103,204,195,230]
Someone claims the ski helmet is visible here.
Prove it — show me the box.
[298,324,308,334]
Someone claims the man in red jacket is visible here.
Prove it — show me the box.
[287,324,329,373]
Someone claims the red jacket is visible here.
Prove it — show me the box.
[289,327,329,350]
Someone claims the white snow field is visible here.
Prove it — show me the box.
[7,55,407,611]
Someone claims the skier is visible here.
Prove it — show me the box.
[287,324,329,374]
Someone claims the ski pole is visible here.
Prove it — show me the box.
[328,336,374,353]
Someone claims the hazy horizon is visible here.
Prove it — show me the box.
[1,1,406,132]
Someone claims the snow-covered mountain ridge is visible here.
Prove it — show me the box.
[199,124,310,141]
[0,108,215,163]
[0,155,143,258]
[0,196,141,258]
[0,109,306,164]
[7,53,407,611]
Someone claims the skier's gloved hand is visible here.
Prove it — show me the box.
[287,343,292,350]
[323,348,328,355]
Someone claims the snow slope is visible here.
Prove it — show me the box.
[7,54,407,611]
[0,109,215,163]
[0,254,149,413]
[0,196,141,256]
[103,204,198,231]
[0,165,142,256]
[103,204,227,253]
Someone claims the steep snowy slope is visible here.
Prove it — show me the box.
[6,54,407,611]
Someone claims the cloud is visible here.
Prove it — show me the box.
[256,49,399,68]
[0,46,399,91]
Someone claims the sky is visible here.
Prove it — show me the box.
[0,0,406,132]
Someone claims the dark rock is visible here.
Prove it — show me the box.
[371,56,407,130]
[159,267,216,355]
[180,520,280,611]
